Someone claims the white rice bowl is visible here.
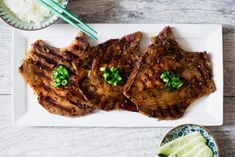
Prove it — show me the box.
[4,0,61,25]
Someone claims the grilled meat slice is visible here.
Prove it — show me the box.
[124,26,216,120]
[79,32,142,111]
[19,33,96,117]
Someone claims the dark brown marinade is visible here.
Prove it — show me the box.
[19,35,95,117]
[124,26,216,120]
[41,96,73,113]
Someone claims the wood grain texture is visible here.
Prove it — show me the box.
[0,0,235,156]
[0,24,12,95]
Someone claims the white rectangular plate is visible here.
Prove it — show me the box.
[13,24,223,127]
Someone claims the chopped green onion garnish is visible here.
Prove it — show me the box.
[100,67,106,72]
[100,66,122,86]
[103,73,109,78]
[160,70,184,91]
[113,81,118,86]
[107,80,113,84]
[61,79,68,86]
[110,67,116,72]
[55,78,61,83]
[52,65,69,87]
[53,82,60,87]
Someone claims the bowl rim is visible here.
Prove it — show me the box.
[159,124,221,157]
[0,0,69,31]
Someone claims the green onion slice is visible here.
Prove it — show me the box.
[52,65,69,87]
[160,70,184,91]
[100,66,122,86]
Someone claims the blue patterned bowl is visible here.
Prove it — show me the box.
[159,124,220,157]
[0,0,69,30]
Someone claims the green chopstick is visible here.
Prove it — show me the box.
[36,0,97,40]
[44,0,97,34]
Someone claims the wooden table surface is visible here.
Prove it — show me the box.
[0,0,234,156]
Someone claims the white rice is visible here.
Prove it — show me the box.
[4,0,60,25]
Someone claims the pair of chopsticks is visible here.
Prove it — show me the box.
[36,0,97,40]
